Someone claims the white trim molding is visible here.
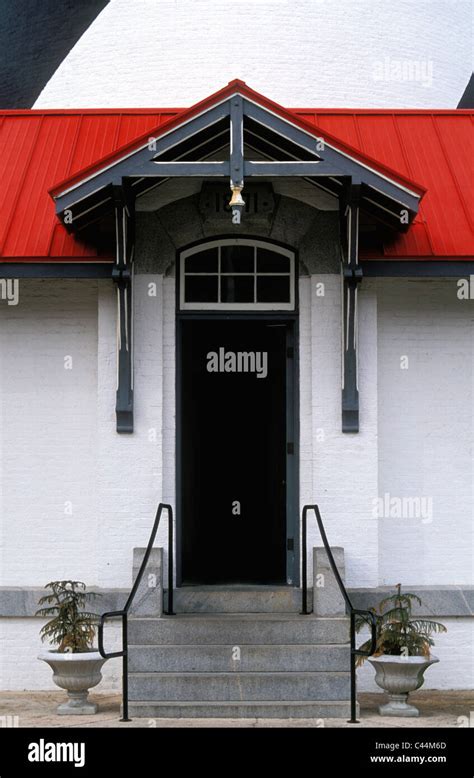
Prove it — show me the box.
[179,238,296,311]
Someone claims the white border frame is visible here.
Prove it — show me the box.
[179,238,296,311]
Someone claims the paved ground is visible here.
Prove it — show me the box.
[0,691,472,728]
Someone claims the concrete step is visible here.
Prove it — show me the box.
[128,671,350,701]
[167,586,309,614]
[128,643,350,673]
[128,614,349,645]
[127,700,356,718]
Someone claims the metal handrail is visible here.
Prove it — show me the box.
[98,502,174,722]
[301,504,377,723]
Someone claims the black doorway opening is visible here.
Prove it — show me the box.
[179,318,292,585]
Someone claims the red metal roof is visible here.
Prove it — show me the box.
[0,84,472,262]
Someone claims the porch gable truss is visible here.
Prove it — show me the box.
[49,81,425,435]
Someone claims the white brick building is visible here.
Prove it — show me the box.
[0,0,472,717]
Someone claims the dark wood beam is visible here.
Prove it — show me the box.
[244,161,342,177]
[230,95,244,188]
[112,186,134,434]
[0,263,113,278]
[361,260,474,277]
[135,161,230,178]
[341,185,363,433]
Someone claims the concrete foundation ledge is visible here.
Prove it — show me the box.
[0,584,472,618]
[0,588,129,618]
[349,586,474,618]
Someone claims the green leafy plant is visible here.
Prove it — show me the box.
[355,583,446,666]
[36,581,100,653]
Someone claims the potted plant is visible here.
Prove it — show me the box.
[37,580,106,715]
[356,584,447,717]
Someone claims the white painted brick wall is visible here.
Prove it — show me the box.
[0,280,99,585]
[377,279,474,586]
[0,276,171,591]
[34,0,471,109]
[300,276,379,587]
[96,275,167,588]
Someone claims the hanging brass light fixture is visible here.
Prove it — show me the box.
[228,184,245,224]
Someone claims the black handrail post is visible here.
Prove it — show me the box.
[167,505,175,615]
[300,506,309,614]
[120,614,130,722]
[301,504,376,725]
[349,611,358,723]
[98,501,175,721]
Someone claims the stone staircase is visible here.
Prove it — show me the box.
[126,549,354,718]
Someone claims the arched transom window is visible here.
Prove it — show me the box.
[179,239,295,311]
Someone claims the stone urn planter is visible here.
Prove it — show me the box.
[368,654,439,717]
[36,581,106,715]
[38,650,107,715]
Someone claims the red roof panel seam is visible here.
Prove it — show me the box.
[425,113,471,254]
[429,114,473,234]
[32,117,82,255]
[112,114,123,152]
[45,115,85,258]
[352,114,365,153]
[391,114,422,197]
[65,114,85,174]
[0,115,45,256]
[391,114,435,257]
[1,119,25,216]
[14,119,56,256]
[45,224,62,260]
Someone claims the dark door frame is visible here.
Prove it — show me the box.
[176,312,299,587]
[175,239,300,588]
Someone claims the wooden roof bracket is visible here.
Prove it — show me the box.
[341,184,363,433]
[112,185,135,433]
